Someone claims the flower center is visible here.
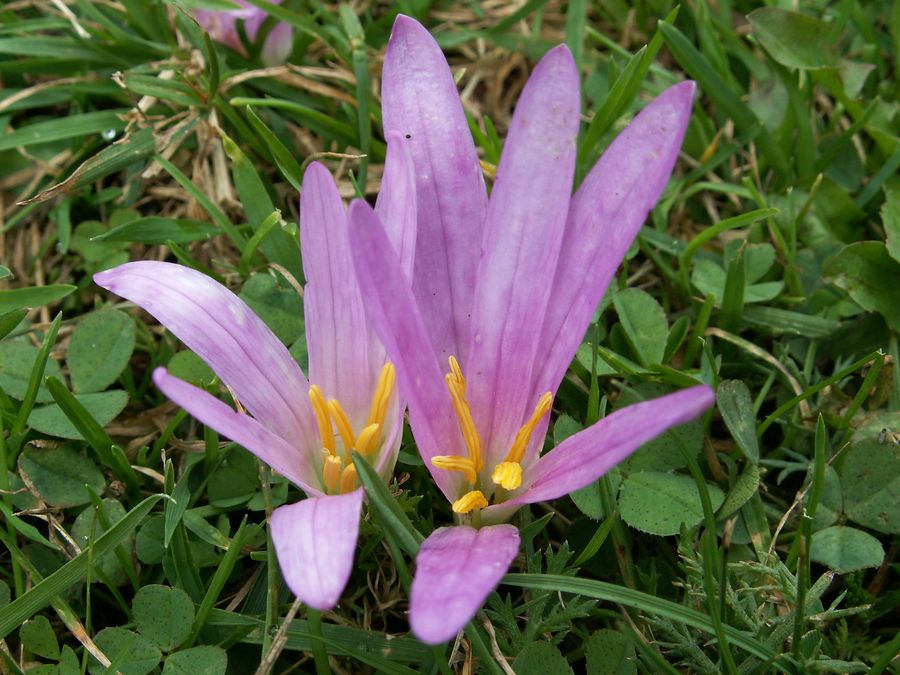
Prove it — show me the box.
[308,362,396,495]
[431,357,552,514]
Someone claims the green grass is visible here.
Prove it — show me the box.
[0,1,898,673]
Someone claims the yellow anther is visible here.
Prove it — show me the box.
[445,370,482,472]
[309,385,336,456]
[448,356,466,396]
[367,362,396,428]
[340,463,358,493]
[323,454,343,493]
[491,461,523,491]
[431,455,478,485]
[505,392,553,464]
[355,423,381,456]
[452,490,488,514]
[327,398,356,451]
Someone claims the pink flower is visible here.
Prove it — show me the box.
[349,16,713,644]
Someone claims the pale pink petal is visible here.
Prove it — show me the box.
[94,261,313,447]
[530,82,695,418]
[348,199,463,501]
[410,525,519,644]
[300,162,373,427]
[270,490,363,609]
[382,15,487,366]
[261,22,293,66]
[153,368,320,495]
[375,131,417,281]
[465,45,580,468]
[507,385,715,506]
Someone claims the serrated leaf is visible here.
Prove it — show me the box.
[28,390,128,440]
[884,182,900,263]
[748,8,839,70]
[612,288,668,367]
[717,380,759,463]
[810,526,884,573]
[136,515,166,565]
[0,341,63,402]
[162,646,227,675]
[90,628,161,675]
[166,351,216,387]
[238,272,303,345]
[68,309,136,393]
[617,384,704,474]
[512,641,574,675]
[133,585,194,652]
[618,471,725,536]
[20,615,59,660]
[825,241,900,332]
[72,498,130,586]
[717,463,760,519]
[584,629,636,675]
[18,446,105,508]
[841,440,900,534]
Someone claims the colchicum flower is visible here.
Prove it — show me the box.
[195,0,293,67]
[95,137,416,609]
[349,16,715,644]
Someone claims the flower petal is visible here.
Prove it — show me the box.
[410,524,519,645]
[261,22,293,66]
[375,131,417,281]
[465,45,580,466]
[270,489,363,610]
[348,199,462,501]
[153,368,320,495]
[530,82,695,409]
[300,162,373,426]
[382,15,487,366]
[94,261,313,447]
[507,385,715,506]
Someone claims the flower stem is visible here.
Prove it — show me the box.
[306,608,332,675]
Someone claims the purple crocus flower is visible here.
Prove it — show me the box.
[348,16,715,644]
[195,0,293,66]
[94,136,416,610]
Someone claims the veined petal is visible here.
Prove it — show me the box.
[382,14,487,366]
[530,82,695,417]
[94,261,313,446]
[375,131,417,281]
[153,368,320,495]
[301,162,373,426]
[348,199,462,502]
[270,490,364,609]
[507,385,715,506]
[465,45,580,467]
[410,525,519,645]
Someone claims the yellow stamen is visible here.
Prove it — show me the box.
[309,385,335,456]
[491,461,523,491]
[505,392,553,464]
[445,371,482,472]
[452,490,488,514]
[355,423,381,456]
[323,454,343,493]
[327,399,356,451]
[367,363,396,428]
[340,463,358,493]
[448,356,466,396]
[431,455,478,485]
